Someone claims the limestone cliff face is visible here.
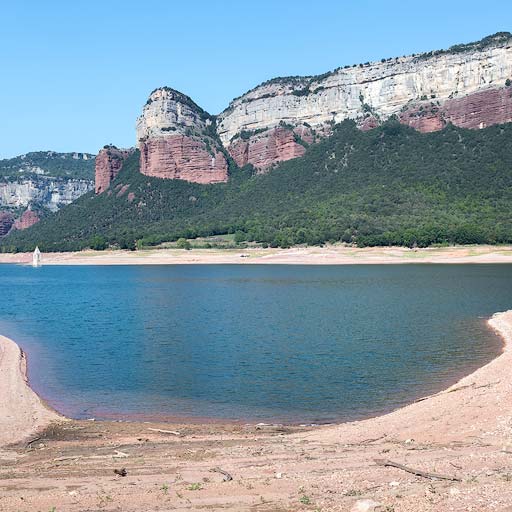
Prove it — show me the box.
[95,146,134,194]
[0,178,93,212]
[136,88,228,184]
[136,33,512,176]
[0,151,94,216]
[217,33,512,170]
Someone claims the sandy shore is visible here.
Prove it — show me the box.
[2,244,512,266]
[2,313,512,510]
[0,336,62,448]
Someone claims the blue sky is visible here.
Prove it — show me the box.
[1,0,511,158]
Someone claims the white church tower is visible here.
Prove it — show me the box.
[32,246,41,267]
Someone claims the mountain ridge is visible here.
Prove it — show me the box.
[127,32,512,188]
[229,32,512,98]
[4,32,512,251]
[215,32,512,167]
[0,151,95,180]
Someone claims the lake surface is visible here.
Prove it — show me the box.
[0,264,510,423]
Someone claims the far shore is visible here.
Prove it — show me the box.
[2,311,512,510]
[2,243,512,266]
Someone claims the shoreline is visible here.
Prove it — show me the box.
[1,310,510,444]
[28,323,505,428]
[2,313,512,510]
[2,244,512,266]
[0,335,63,447]
[298,309,512,446]
[7,314,505,431]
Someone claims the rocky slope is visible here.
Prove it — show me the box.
[135,88,228,185]
[8,120,512,252]
[95,146,134,194]
[0,178,93,212]
[215,32,512,171]
[132,33,512,181]
[0,151,95,235]
[12,209,40,230]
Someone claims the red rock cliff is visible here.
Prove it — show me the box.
[136,88,228,184]
[13,209,40,230]
[228,125,314,172]
[140,136,228,183]
[0,212,14,237]
[400,87,512,132]
[139,34,512,175]
[95,146,134,194]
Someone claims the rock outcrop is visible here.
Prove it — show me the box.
[400,86,512,131]
[216,32,512,170]
[95,146,134,194]
[136,33,512,176]
[0,151,95,215]
[228,124,315,171]
[13,209,40,230]
[136,88,228,184]
[0,178,93,212]
[0,212,14,237]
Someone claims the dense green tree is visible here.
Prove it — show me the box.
[4,119,512,252]
[89,235,107,250]
[176,238,191,250]
[234,231,247,244]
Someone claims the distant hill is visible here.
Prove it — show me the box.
[3,120,512,252]
[0,151,95,180]
[0,151,95,225]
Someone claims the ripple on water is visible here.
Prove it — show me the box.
[0,263,508,423]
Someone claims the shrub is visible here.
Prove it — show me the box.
[89,235,107,251]
[176,238,191,250]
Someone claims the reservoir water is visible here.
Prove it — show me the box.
[0,264,509,423]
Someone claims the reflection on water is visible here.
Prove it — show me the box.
[0,264,509,423]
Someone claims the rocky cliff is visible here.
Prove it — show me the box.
[95,146,134,194]
[136,88,228,184]
[0,212,13,237]
[216,32,512,170]
[12,209,40,231]
[0,151,95,236]
[0,177,93,212]
[134,33,512,180]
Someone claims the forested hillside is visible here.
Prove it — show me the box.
[3,120,512,252]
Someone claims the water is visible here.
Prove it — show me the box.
[0,264,510,423]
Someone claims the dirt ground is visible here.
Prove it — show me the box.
[3,244,512,266]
